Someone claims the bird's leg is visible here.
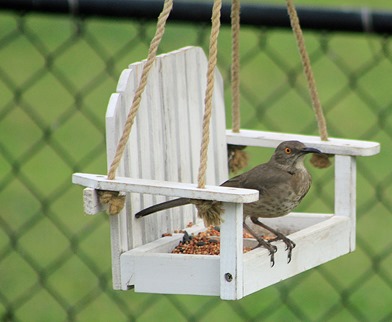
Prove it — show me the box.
[243,222,277,267]
[250,217,296,264]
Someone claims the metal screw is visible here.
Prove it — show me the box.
[224,273,233,282]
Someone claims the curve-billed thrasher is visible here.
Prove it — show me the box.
[135,141,321,266]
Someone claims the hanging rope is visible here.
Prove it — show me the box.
[197,0,222,190]
[194,0,225,226]
[231,0,241,134]
[228,0,249,174]
[100,0,173,215]
[286,0,328,140]
[286,0,331,168]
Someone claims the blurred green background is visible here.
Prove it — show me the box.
[1,0,392,321]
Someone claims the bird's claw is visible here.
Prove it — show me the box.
[252,240,277,267]
[283,238,295,263]
[271,236,296,263]
[268,245,277,267]
[269,252,275,267]
[286,240,296,263]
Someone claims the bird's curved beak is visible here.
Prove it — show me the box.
[301,147,321,154]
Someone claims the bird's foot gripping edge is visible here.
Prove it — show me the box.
[250,218,296,265]
[251,237,278,267]
[270,234,296,264]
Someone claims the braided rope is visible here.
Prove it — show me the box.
[107,0,173,180]
[286,0,328,141]
[197,0,222,189]
[231,0,241,133]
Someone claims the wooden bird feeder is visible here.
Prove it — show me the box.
[73,46,380,300]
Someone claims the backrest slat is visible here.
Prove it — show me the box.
[106,47,228,249]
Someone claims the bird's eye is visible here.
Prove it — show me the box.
[285,147,292,154]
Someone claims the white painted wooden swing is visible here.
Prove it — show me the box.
[72,1,379,300]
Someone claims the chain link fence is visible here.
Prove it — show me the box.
[1,3,392,321]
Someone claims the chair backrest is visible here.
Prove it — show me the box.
[106,47,228,249]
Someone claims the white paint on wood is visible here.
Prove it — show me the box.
[226,129,380,156]
[105,91,130,289]
[120,234,184,290]
[134,253,220,295]
[72,173,259,203]
[109,214,124,290]
[82,188,103,215]
[119,215,350,297]
[335,155,357,250]
[220,203,244,300]
[120,223,206,290]
[244,212,334,235]
[243,216,350,296]
[73,46,380,298]
[98,47,230,288]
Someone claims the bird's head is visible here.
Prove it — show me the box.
[271,140,321,169]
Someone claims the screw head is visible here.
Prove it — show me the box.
[224,273,233,282]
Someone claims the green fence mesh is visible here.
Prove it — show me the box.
[0,9,391,322]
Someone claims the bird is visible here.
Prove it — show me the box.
[135,140,321,266]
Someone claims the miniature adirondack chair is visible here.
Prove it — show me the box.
[73,46,380,300]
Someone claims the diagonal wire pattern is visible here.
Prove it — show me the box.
[0,10,391,322]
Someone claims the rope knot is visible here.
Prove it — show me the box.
[228,144,248,173]
[310,153,332,169]
[190,199,224,226]
[97,190,126,215]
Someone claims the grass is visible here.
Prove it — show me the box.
[1,2,392,321]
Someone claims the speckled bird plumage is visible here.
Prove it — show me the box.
[134,140,321,265]
[222,141,313,219]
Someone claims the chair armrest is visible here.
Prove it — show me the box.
[226,129,380,156]
[72,173,259,203]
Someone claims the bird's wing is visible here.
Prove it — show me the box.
[221,163,291,194]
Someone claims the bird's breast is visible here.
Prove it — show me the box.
[244,169,312,218]
[291,169,312,196]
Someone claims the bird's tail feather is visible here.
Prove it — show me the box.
[134,198,191,218]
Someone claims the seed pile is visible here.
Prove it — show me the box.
[170,225,257,255]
